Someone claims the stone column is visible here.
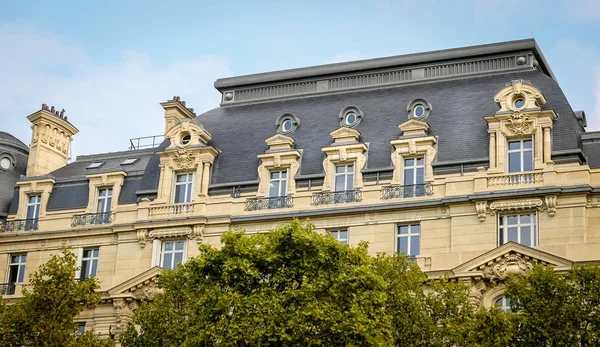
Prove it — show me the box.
[489,132,496,169]
[543,127,551,163]
[201,162,211,196]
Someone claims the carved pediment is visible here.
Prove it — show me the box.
[165,119,212,148]
[330,127,360,144]
[398,119,429,137]
[494,80,546,114]
[107,266,164,299]
[265,134,295,150]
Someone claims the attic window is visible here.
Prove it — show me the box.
[86,162,104,169]
[276,114,300,134]
[339,106,363,128]
[407,99,432,120]
[121,158,138,165]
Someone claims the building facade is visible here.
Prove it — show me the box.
[1,39,600,337]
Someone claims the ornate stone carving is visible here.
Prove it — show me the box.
[482,253,534,283]
[137,229,149,248]
[129,277,161,302]
[545,195,557,217]
[149,227,193,239]
[475,201,488,222]
[173,149,196,169]
[113,298,137,334]
[468,279,487,308]
[506,112,533,135]
[489,198,543,214]
[192,224,204,244]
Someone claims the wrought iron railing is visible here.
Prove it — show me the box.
[0,283,16,295]
[245,196,293,211]
[381,183,434,200]
[71,212,113,227]
[312,189,362,205]
[129,135,164,150]
[3,219,39,232]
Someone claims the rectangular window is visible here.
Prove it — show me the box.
[403,157,425,197]
[25,195,41,230]
[160,240,186,270]
[173,173,194,204]
[76,322,86,335]
[79,248,99,280]
[396,224,420,257]
[96,188,112,213]
[507,139,533,173]
[334,164,354,192]
[268,171,288,197]
[329,229,348,245]
[499,214,537,247]
[8,254,27,285]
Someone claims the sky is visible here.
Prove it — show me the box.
[0,0,599,159]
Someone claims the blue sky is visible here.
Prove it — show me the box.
[1,0,599,157]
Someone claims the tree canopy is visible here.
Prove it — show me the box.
[0,248,113,347]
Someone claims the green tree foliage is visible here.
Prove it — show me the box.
[0,248,114,347]
[121,220,473,347]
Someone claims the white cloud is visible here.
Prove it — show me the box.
[0,22,231,159]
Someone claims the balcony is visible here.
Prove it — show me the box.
[148,203,194,218]
[245,196,293,211]
[2,219,38,232]
[71,212,113,227]
[0,283,16,295]
[312,189,362,205]
[487,172,543,188]
[381,183,434,200]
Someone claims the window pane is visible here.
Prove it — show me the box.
[508,227,518,243]
[412,225,421,233]
[281,171,287,179]
[508,152,521,172]
[339,231,348,240]
[83,249,92,258]
[174,185,185,203]
[164,242,173,251]
[404,158,414,167]
[404,168,414,185]
[175,241,185,250]
[499,216,504,225]
[398,237,408,254]
[90,259,98,277]
[162,253,173,269]
[269,181,280,197]
[410,235,420,256]
[185,183,192,203]
[26,205,37,219]
[507,216,518,225]
[270,171,279,180]
[523,140,532,149]
[336,166,345,174]
[520,214,531,224]
[173,252,183,267]
[20,255,26,262]
[11,255,19,263]
[335,175,345,192]
[346,173,354,190]
[176,174,187,182]
[399,225,409,235]
[508,141,521,151]
[81,260,89,278]
[521,226,532,246]
[416,158,424,166]
[17,265,25,282]
[499,229,505,245]
[416,168,424,184]
[93,249,99,257]
[9,265,18,283]
[523,151,533,171]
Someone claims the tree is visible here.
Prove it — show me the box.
[0,248,114,347]
[503,264,600,347]
[121,220,475,347]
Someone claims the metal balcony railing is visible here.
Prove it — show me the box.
[3,219,39,232]
[381,183,434,200]
[0,283,16,295]
[129,135,164,150]
[312,189,362,205]
[245,196,293,211]
[71,212,113,227]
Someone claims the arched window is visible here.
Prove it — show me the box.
[494,296,512,312]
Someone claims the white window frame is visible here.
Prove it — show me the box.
[495,296,512,312]
[7,253,27,283]
[172,172,195,204]
[26,194,42,220]
[329,229,349,245]
[498,213,537,247]
[96,188,113,213]
[268,170,288,198]
[395,224,421,257]
[507,138,533,173]
[334,164,354,192]
[151,239,188,270]
[403,157,425,186]
[75,247,99,280]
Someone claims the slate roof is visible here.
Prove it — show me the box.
[196,69,583,185]
[0,132,28,217]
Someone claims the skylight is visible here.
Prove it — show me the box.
[121,158,138,165]
[86,162,104,169]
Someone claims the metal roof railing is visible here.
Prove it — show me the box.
[129,135,164,150]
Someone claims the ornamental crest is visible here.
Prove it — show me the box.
[506,112,533,135]
[482,253,534,283]
[174,149,196,169]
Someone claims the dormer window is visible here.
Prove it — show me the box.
[276,114,300,134]
[173,173,194,204]
[407,99,432,120]
[121,158,138,165]
[339,106,363,128]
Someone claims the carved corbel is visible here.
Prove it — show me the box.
[137,229,149,248]
[191,224,204,244]
[475,201,488,222]
[545,195,557,217]
[468,279,487,308]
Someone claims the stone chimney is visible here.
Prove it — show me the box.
[160,96,197,134]
[26,104,79,176]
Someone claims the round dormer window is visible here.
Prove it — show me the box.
[180,132,191,146]
[0,155,13,172]
[276,114,299,134]
[339,106,363,128]
[281,119,294,133]
[413,105,426,118]
[407,99,432,120]
[514,98,525,109]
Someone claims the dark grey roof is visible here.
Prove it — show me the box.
[0,131,28,152]
[0,131,29,217]
[197,69,583,185]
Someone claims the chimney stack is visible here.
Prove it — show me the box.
[26,104,79,176]
[160,96,197,134]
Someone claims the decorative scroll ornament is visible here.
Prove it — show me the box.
[489,198,543,214]
[137,229,149,248]
[545,195,557,217]
[506,112,533,135]
[475,201,488,222]
[173,148,196,169]
[482,253,534,283]
[136,224,204,248]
